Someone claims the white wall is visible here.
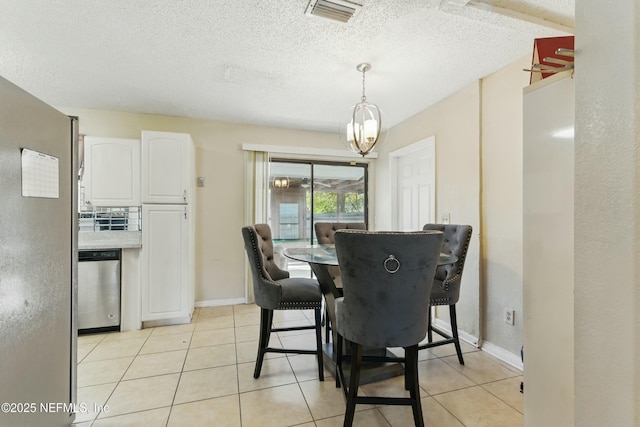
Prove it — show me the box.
[61,108,340,304]
[574,1,640,425]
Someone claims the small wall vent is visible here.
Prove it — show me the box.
[305,0,362,23]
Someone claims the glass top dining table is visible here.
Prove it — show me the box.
[284,244,457,269]
[283,244,457,384]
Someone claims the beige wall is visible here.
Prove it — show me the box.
[62,108,339,303]
[374,57,532,360]
[481,55,530,356]
[375,82,482,341]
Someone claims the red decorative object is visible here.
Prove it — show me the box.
[529,36,575,84]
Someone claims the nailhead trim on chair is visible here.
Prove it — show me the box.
[248,228,283,287]
[278,301,322,309]
[248,229,322,310]
[431,225,472,305]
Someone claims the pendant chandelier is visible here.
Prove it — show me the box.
[341,63,385,157]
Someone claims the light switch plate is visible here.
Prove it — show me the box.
[197,177,205,187]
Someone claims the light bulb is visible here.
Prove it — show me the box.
[364,119,377,142]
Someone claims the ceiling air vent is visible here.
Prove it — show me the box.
[305,0,362,23]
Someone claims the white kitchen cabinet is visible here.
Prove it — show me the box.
[141,131,193,204]
[83,137,141,206]
[140,130,195,324]
[141,204,192,322]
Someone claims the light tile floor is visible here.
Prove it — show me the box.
[72,304,523,427]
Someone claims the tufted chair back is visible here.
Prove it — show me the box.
[422,224,472,306]
[334,230,443,348]
[315,222,366,244]
[241,224,289,309]
[334,230,445,426]
[241,223,325,380]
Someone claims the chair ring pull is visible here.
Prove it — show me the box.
[384,255,400,274]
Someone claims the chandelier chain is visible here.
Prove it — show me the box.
[361,68,367,102]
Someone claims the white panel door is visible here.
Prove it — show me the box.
[141,204,190,321]
[390,137,436,231]
[142,131,191,204]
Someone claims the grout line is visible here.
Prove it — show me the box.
[429,394,468,427]
[164,327,194,427]
[232,304,245,427]
[79,330,154,424]
[479,380,524,415]
[292,360,316,424]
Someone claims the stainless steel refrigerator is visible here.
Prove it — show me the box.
[0,75,77,427]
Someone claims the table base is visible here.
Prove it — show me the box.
[321,343,405,385]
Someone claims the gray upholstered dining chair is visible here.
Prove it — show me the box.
[334,230,443,427]
[314,222,366,244]
[241,224,324,381]
[419,223,473,365]
[314,222,366,342]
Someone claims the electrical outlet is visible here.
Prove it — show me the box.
[504,309,515,325]
[440,213,450,224]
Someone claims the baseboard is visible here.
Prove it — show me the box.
[480,340,523,371]
[433,318,480,347]
[143,315,192,328]
[432,318,523,371]
[195,297,247,308]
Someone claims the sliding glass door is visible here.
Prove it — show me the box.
[268,159,367,277]
[312,164,366,226]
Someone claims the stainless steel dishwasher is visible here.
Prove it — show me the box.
[78,249,121,332]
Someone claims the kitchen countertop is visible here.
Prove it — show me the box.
[78,231,142,250]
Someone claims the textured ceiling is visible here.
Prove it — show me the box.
[0,0,573,132]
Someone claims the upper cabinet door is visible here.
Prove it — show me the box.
[142,131,192,204]
[83,137,141,207]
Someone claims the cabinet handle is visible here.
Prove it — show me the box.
[184,207,187,219]
[183,190,187,203]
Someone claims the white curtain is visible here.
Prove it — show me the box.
[243,150,269,303]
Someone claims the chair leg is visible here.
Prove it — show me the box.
[336,334,343,388]
[405,345,424,427]
[343,341,362,427]
[427,305,433,342]
[254,308,273,379]
[314,308,325,381]
[449,305,464,365]
[325,306,331,343]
